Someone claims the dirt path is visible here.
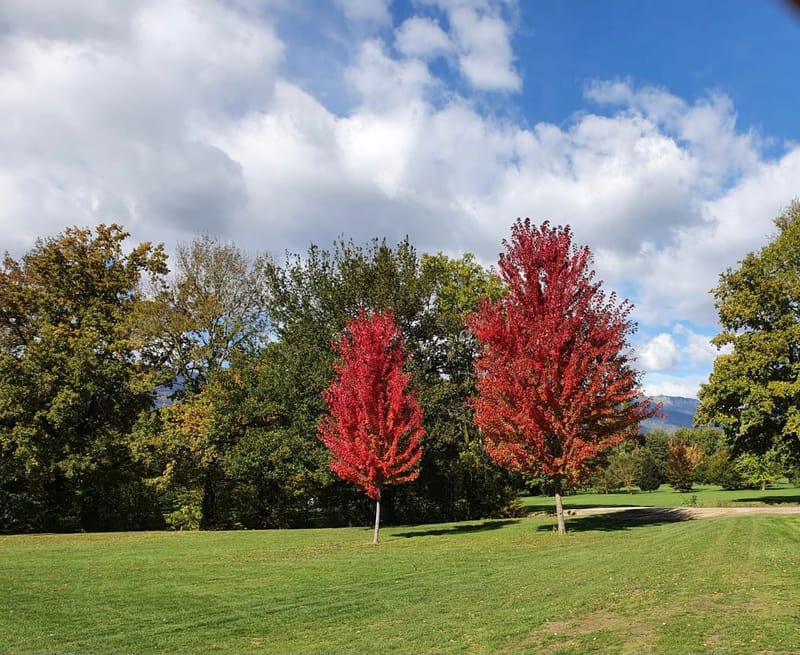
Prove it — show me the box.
[570,505,800,520]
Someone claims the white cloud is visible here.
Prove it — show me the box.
[638,333,680,371]
[447,4,520,91]
[0,0,282,250]
[641,372,708,399]
[335,0,392,25]
[672,324,722,366]
[395,16,452,59]
[0,0,145,43]
[1,0,797,400]
[346,39,434,111]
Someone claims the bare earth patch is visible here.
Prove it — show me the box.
[521,609,658,654]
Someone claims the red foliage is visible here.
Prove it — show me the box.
[468,219,658,486]
[318,310,424,500]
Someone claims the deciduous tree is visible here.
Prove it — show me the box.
[318,310,424,544]
[264,239,517,524]
[469,219,657,534]
[666,441,703,492]
[0,224,167,531]
[137,235,269,396]
[697,201,800,464]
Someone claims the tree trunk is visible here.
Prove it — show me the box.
[373,494,381,545]
[554,479,567,535]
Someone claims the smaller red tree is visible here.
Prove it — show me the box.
[469,219,659,534]
[318,309,424,544]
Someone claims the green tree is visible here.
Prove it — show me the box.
[605,449,643,494]
[642,430,671,482]
[132,236,270,528]
[735,449,783,490]
[697,200,800,463]
[262,239,518,524]
[636,449,663,491]
[704,448,744,490]
[0,225,167,531]
[137,235,270,396]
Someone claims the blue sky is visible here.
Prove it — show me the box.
[2,0,800,398]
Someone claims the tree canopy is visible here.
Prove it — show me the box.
[319,310,424,543]
[0,225,167,531]
[469,219,657,533]
[697,200,800,464]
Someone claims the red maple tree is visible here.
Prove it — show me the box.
[318,309,424,544]
[468,219,658,533]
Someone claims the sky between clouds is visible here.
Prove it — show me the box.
[2,0,800,398]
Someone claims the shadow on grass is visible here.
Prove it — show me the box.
[736,495,800,505]
[536,507,693,533]
[394,519,520,538]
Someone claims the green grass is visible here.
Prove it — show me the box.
[523,481,800,513]
[3,509,800,654]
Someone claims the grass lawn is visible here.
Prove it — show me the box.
[523,481,800,513]
[3,507,800,653]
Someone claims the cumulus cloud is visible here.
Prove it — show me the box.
[346,39,434,111]
[447,4,520,91]
[672,324,723,366]
[395,16,453,59]
[641,372,710,399]
[335,0,392,25]
[639,333,680,371]
[0,0,283,252]
[1,0,797,399]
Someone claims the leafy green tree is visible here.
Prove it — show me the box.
[636,449,663,491]
[137,235,270,396]
[131,350,330,530]
[0,225,167,531]
[697,201,800,463]
[132,236,270,528]
[704,448,744,490]
[642,430,671,482]
[605,449,642,494]
[735,449,783,490]
[262,239,518,524]
[588,466,623,494]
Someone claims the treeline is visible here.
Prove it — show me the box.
[585,427,789,494]
[0,225,522,533]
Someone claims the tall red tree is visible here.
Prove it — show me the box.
[468,219,658,534]
[318,310,424,544]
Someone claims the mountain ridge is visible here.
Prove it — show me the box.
[641,394,700,434]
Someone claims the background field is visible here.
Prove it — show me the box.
[3,486,800,655]
[523,481,800,512]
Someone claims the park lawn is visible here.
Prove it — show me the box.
[523,481,800,513]
[2,512,800,654]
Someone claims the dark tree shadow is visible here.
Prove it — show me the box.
[525,494,646,514]
[394,519,520,538]
[736,495,800,505]
[536,507,693,533]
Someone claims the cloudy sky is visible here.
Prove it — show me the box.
[2,0,800,398]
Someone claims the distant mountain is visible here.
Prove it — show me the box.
[640,395,700,434]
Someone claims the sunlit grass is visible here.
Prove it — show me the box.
[3,508,800,654]
[522,481,800,513]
